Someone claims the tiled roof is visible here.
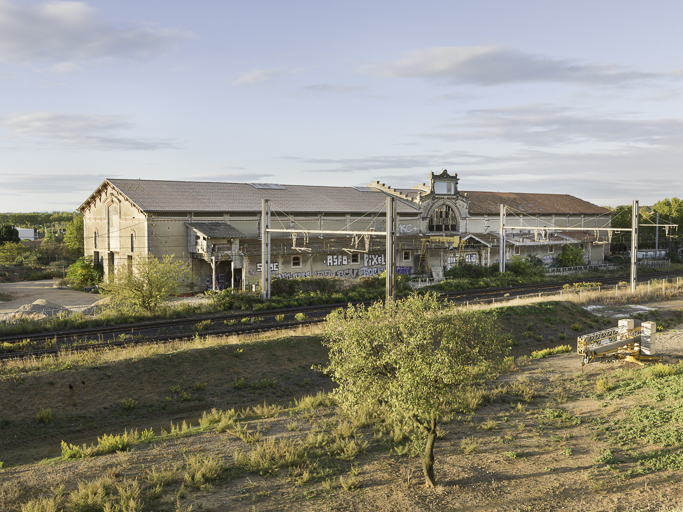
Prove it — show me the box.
[103,179,417,214]
[85,179,608,217]
[462,191,610,216]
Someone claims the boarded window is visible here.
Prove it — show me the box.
[292,255,302,268]
[429,205,458,232]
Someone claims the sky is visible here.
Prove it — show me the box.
[1,0,683,212]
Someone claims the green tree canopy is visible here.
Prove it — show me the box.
[64,215,84,256]
[0,224,20,245]
[66,257,103,289]
[100,254,192,313]
[323,293,509,487]
[556,244,585,267]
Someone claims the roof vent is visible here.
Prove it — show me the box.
[249,183,286,190]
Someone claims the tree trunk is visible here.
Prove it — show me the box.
[422,417,437,488]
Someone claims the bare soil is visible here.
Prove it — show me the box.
[1,300,683,511]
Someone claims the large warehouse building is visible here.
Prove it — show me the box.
[79,170,612,291]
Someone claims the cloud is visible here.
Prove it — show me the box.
[360,45,670,86]
[421,104,683,148]
[0,0,193,65]
[302,83,365,94]
[285,154,450,174]
[0,172,106,194]
[191,172,276,182]
[0,112,179,150]
[232,67,303,86]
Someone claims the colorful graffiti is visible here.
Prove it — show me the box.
[396,266,412,275]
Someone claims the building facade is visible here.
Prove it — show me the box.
[79,171,612,291]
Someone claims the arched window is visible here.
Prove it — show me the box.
[93,230,98,249]
[130,232,135,252]
[429,204,458,232]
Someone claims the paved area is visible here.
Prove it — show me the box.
[0,280,101,315]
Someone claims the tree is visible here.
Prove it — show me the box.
[556,244,585,267]
[0,242,32,264]
[64,215,84,255]
[66,257,103,289]
[323,293,509,488]
[100,254,192,313]
[0,224,20,246]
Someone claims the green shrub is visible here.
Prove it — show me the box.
[66,256,103,289]
[35,408,53,424]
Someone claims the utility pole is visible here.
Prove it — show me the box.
[261,199,271,299]
[499,204,506,273]
[631,200,638,293]
[655,212,659,256]
[386,196,396,301]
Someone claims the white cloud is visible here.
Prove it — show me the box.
[0,172,105,194]
[0,111,179,150]
[0,0,193,65]
[421,104,683,148]
[302,83,365,94]
[360,45,670,86]
[232,67,303,86]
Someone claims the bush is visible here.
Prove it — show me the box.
[66,256,103,289]
[557,245,585,267]
[505,256,545,277]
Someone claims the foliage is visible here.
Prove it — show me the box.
[0,242,33,264]
[0,224,20,245]
[530,345,572,359]
[323,293,509,487]
[505,256,545,277]
[100,254,192,313]
[556,245,585,267]
[66,256,103,289]
[444,263,497,279]
[63,214,84,256]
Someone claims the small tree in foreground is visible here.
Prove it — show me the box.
[323,293,509,488]
[66,256,103,289]
[100,254,191,313]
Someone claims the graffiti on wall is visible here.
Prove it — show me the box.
[396,266,412,275]
[278,271,311,279]
[313,270,333,277]
[327,255,349,266]
[398,223,419,235]
[256,262,280,272]
[445,253,477,269]
[364,254,385,266]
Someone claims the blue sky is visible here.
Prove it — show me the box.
[1,0,682,212]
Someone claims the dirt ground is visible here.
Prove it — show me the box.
[2,300,683,511]
[0,279,101,315]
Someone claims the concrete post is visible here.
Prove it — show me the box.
[641,321,656,356]
[261,199,271,299]
[499,204,506,273]
[631,200,638,293]
[386,196,396,301]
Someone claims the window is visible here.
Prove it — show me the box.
[351,253,359,264]
[93,230,98,249]
[130,233,135,252]
[433,181,455,195]
[403,250,411,262]
[429,205,458,232]
[292,255,302,268]
[514,245,521,255]
[548,245,554,254]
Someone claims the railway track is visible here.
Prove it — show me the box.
[3,268,683,361]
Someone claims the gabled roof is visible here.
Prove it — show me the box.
[83,179,419,214]
[463,191,610,216]
[185,222,246,239]
[79,178,609,218]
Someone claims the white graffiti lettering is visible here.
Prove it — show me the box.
[398,223,419,235]
[256,262,280,272]
[313,270,333,277]
[363,254,385,266]
[326,255,349,266]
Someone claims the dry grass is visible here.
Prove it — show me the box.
[0,323,324,377]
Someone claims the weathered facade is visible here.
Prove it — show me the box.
[78,171,612,291]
